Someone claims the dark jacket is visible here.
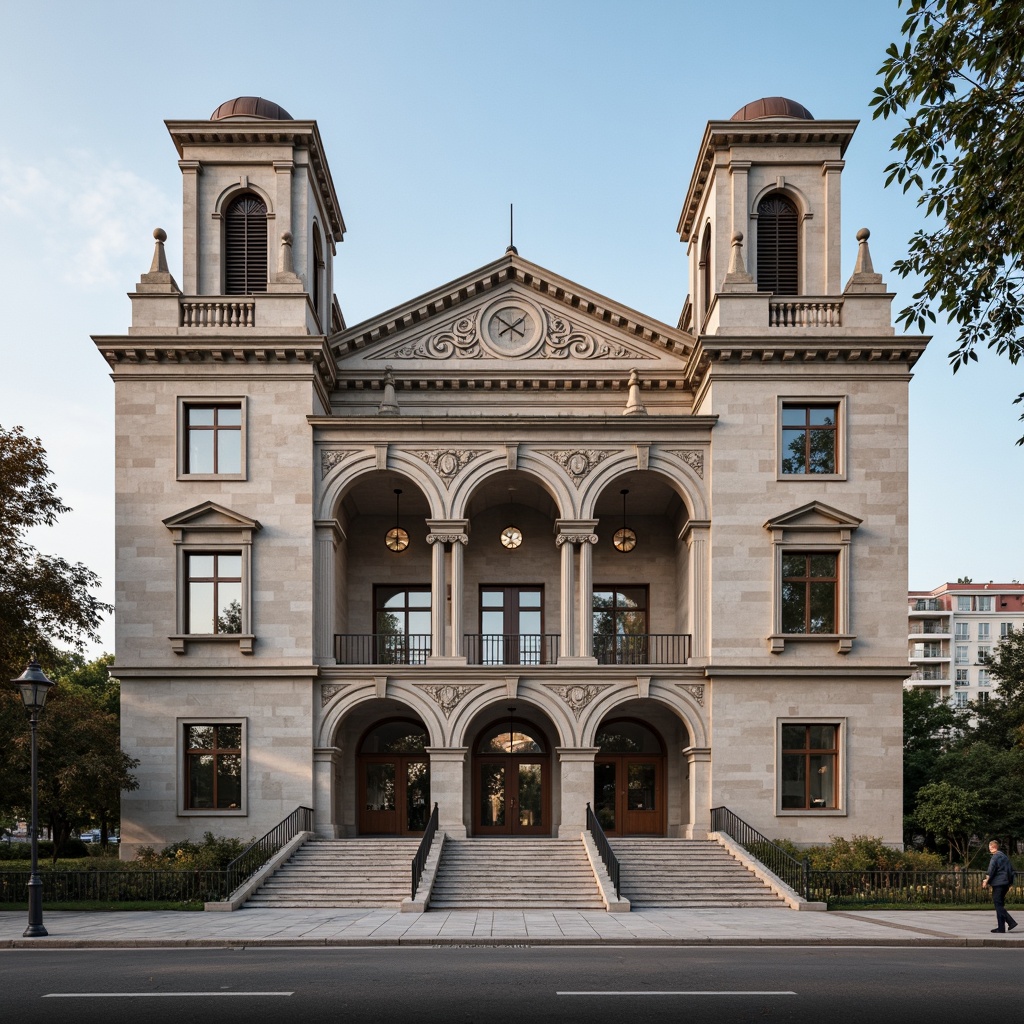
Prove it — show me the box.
[986,850,1014,887]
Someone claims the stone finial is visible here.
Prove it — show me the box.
[623,368,648,416]
[280,231,295,276]
[844,227,885,292]
[378,365,400,415]
[136,227,180,293]
[720,231,756,292]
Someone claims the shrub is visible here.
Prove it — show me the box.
[0,838,90,861]
[134,832,249,870]
[772,835,945,871]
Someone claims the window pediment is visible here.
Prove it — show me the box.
[764,501,861,534]
[163,501,262,535]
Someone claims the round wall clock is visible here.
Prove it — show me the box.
[613,527,637,553]
[500,526,523,549]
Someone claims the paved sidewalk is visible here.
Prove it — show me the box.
[2,907,1023,948]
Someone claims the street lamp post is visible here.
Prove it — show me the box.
[11,658,55,938]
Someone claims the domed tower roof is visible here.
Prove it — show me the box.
[730,96,813,121]
[210,96,293,121]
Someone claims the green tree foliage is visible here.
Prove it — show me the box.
[871,1,1024,442]
[0,424,112,679]
[903,686,961,814]
[913,780,982,864]
[971,626,1024,748]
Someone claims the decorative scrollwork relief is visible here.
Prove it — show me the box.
[412,448,487,487]
[667,449,705,479]
[545,311,653,360]
[377,312,482,360]
[320,449,360,479]
[415,683,480,718]
[678,683,705,707]
[544,683,611,719]
[538,448,616,485]
[320,683,346,707]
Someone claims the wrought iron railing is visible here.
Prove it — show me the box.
[586,802,620,899]
[335,633,432,665]
[809,869,1024,907]
[593,633,691,665]
[411,803,439,900]
[710,806,809,899]
[463,634,560,666]
[224,805,314,895]
[0,869,229,904]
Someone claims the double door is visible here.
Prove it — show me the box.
[359,754,430,835]
[476,756,548,835]
[594,755,663,835]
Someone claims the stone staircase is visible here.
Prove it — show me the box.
[610,838,788,908]
[244,838,419,908]
[428,838,606,910]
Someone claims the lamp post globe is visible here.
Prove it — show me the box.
[11,658,55,938]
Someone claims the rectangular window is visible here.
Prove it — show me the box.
[977,596,994,612]
[184,723,242,810]
[781,404,838,475]
[955,668,969,686]
[780,723,838,810]
[187,553,242,634]
[957,596,972,612]
[781,553,836,634]
[955,623,969,640]
[185,405,242,474]
[977,691,990,703]
[977,645,992,662]
[373,586,431,664]
[978,622,991,639]
[1001,623,1014,638]
[955,692,969,708]
[593,586,650,664]
[979,670,991,687]
[955,645,969,665]
[477,586,545,665]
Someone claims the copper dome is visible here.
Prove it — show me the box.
[210,96,293,121]
[730,97,813,121]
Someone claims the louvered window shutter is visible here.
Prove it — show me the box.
[756,195,798,295]
[224,195,268,294]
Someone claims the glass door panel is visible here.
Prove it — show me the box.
[623,759,661,835]
[594,761,616,832]
[479,763,506,827]
[361,762,398,834]
[518,762,543,828]
[406,760,430,832]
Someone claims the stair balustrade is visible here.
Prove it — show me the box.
[710,806,809,899]
[411,802,439,899]
[224,805,314,896]
[586,802,620,898]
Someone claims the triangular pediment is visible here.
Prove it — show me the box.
[329,252,694,378]
[764,501,862,532]
[162,501,262,531]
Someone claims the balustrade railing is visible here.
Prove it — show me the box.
[768,299,842,328]
[224,805,314,895]
[593,633,691,666]
[586,802,620,899]
[181,299,256,328]
[411,803,439,900]
[463,634,559,666]
[335,634,432,665]
[710,806,809,899]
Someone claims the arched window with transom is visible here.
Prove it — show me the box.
[224,193,268,294]
[756,193,798,295]
[700,223,712,328]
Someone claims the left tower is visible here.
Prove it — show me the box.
[93,97,343,857]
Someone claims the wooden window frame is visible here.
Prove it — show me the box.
[777,398,845,481]
[178,718,247,816]
[776,718,845,817]
[780,552,837,636]
[177,397,247,482]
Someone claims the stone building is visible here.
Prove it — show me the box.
[95,95,926,859]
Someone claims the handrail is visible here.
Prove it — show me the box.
[411,803,439,899]
[710,806,809,899]
[224,805,314,895]
[586,802,620,899]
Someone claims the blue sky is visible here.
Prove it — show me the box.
[2,0,1021,655]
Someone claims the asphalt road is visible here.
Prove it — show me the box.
[3,946,1021,1024]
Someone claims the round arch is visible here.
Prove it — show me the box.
[577,453,708,522]
[213,181,275,219]
[447,452,576,521]
[319,455,446,523]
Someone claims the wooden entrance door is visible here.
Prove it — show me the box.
[593,720,666,836]
[474,718,551,835]
[357,719,430,836]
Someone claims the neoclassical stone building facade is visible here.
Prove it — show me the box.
[96,95,925,857]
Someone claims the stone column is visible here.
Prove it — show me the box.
[555,521,599,666]
[426,747,468,838]
[426,521,469,665]
[577,535,596,658]
[683,746,712,839]
[450,533,466,657]
[428,534,448,658]
[729,160,751,271]
[273,160,294,256]
[313,746,341,838]
[822,160,844,295]
[179,160,201,294]
[683,521,710,660]
[558,535,576,658]
[313,519,344,664]
[556,747,600,836]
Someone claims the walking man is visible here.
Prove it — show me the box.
[981,839,1018,933]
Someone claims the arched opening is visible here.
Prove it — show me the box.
[224,193,268,294]
[312,224,324,324]
[756,192,798,295]
[699,223,712,328]
[473,716,551,835]
[593,719,666,836]
[357,718,430,835]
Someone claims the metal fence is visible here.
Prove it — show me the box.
[809,869,1024,907]
[0,869,229,904]
[593,633,691,665]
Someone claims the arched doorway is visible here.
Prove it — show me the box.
[473,718,551,836]
[593,719,666,836]
[357,719,430,835]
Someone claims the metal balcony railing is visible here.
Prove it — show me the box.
[463,634,560,666]
[593,633,691,666]
[334,634,432,665]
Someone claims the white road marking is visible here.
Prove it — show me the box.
[43,992,294,998]
[557,991,797,996]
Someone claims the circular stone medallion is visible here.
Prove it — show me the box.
[480,297,544,358]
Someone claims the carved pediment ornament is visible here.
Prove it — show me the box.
[538,448,617,485]
[412,448,487,486]
[321,683,346,707]
[321,449,360,479]
[667,448,705,479]
[545,310,653,360]
[415,683,481,718]
[544,683,611,719]
[678,683,705,707]
[382,312,483,360]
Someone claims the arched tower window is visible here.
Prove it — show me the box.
[224,194,268,294]
[700,223,712,327]
[756,193,798,295]
[312,224,324,322]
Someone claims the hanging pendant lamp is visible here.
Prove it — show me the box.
[613,488,637,553]
[385,488,410,552]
